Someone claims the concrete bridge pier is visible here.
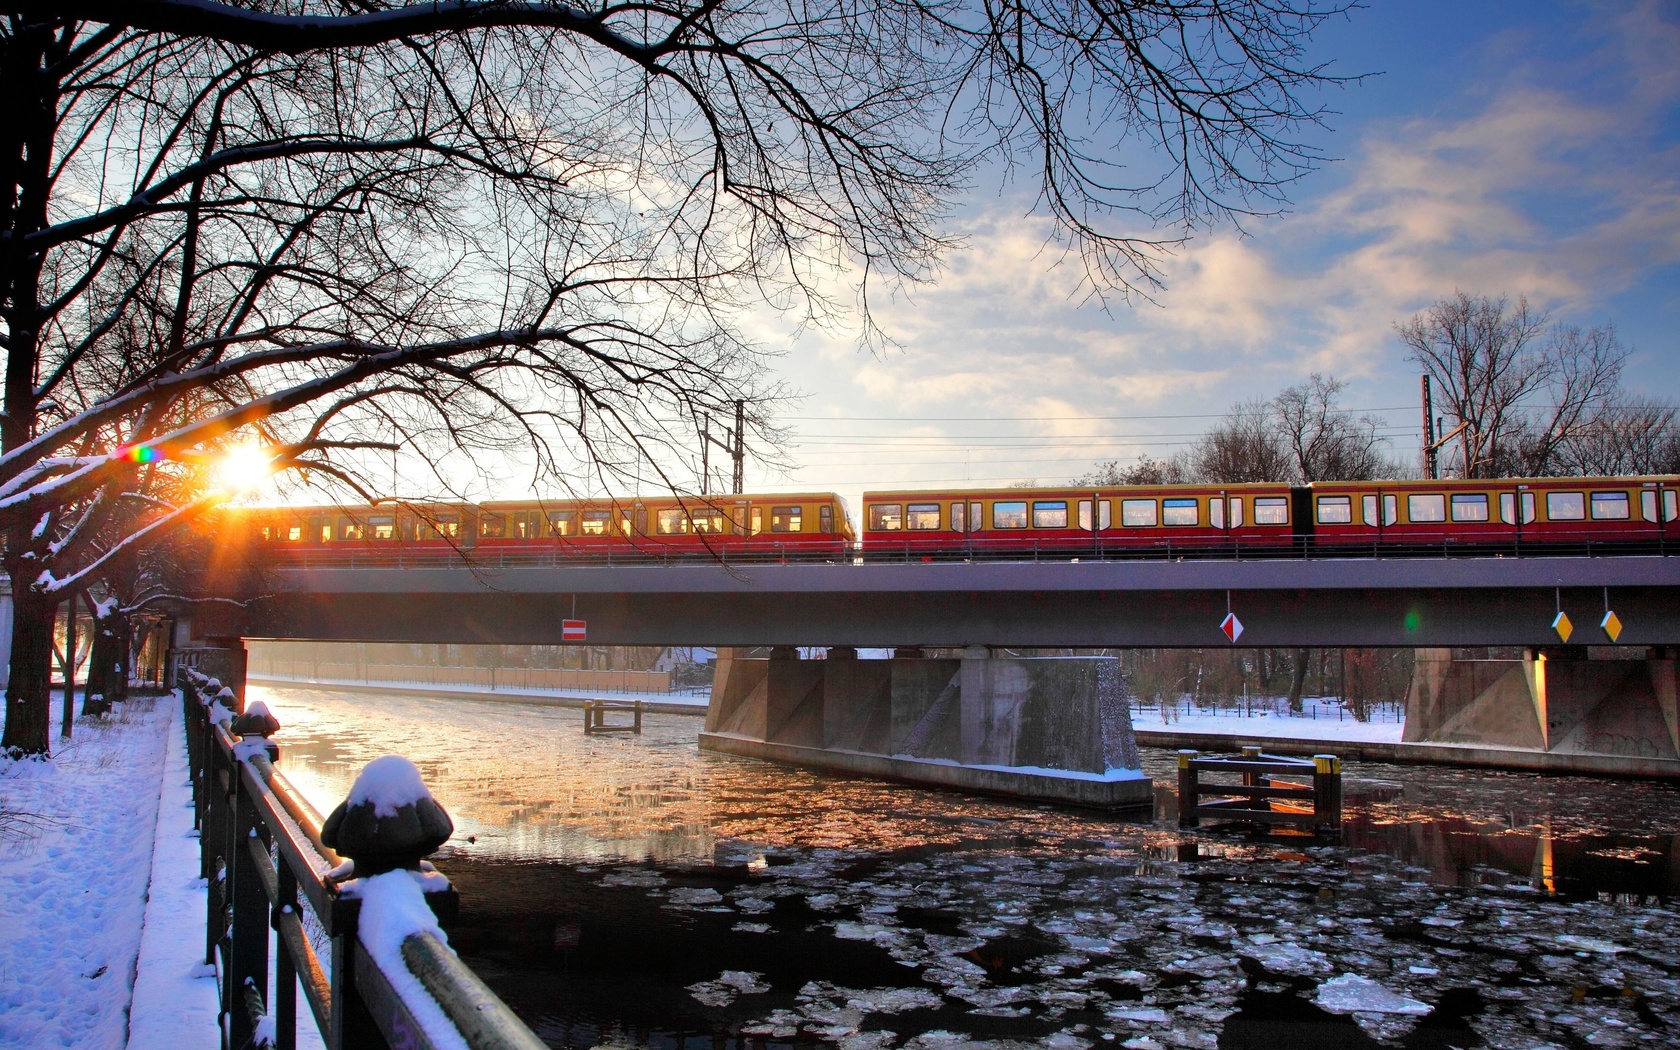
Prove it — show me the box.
[1403,647,1680,774]
[700,647,1150,808]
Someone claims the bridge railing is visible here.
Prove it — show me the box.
[260,526,1671,570]
[181,668,545,1050]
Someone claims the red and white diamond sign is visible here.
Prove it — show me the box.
[1220,612,1244,643]
[562,618,587,642]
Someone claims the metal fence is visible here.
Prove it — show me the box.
[181,668,545,1050]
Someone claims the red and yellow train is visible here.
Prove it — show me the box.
[234,475,1680,562]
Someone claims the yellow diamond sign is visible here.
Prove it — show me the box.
[1552,611,1573,643]
[1602,610,1623,643]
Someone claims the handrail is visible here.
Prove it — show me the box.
[180,666,544,1050]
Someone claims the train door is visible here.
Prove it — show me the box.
[1640,482,1678,547]
[1078,495,1111,556]
[1499,486,1536,548]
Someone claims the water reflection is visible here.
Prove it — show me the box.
[255,685,1680,1050]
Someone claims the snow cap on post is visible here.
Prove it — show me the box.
[231,700,280,738]
[322,756,454,876]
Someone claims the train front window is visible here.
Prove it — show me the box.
[1450,494,1488,522]
[1407,494,1445,523]
[1547,492,1584,521]
[1163,498,1198,526]
[771,506,802,532]
[1032,501,1068,528]
[1591,491,1630,520]
[1121,499,1157,527]
[908,503,941,530]
[1254,497,1289,525]
[370,515,396,540]
[1317,496,1352,524]
[993,501,1028,529]
[819,505,835,534]
[868,504,903,531]
[581,510,612,535]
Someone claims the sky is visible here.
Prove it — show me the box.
[734,0,1680,509]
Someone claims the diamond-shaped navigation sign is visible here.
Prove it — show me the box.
[1552,611,1573,643]
[1602,610,1623,643]
[1220,612,1244,643]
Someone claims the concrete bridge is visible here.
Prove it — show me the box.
[226,555,1680,648]
[172,552,1680,782]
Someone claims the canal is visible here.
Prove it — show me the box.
[252,683,1680,1049]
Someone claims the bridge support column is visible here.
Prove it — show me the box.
[1403,647,1680,768]
[703,649,1150,807]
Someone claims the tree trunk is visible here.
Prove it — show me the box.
[84,601,130,717]
[2,579,58,757]
[1286,647,1309,713]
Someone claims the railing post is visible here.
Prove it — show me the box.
[228,770,270,1049]
[275,863,299,1050]
[1177,750,1199,826]
[1313,754,1343,836]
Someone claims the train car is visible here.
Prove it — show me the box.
[859,483,1299,560]
[240,491,855,563]
[1308,475,1680,553]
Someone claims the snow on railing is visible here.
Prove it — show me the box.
[181,668,544,1050]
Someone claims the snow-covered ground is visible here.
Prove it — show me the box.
[1130,697,1405,745]
[0,693,216,1049]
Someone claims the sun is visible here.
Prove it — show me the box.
[213,444,274,494]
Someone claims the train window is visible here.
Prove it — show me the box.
[868,504,903,531]
[634,507,649,535]
[1643,490,1659,523]
[288,525,303,541]
[820,505,835,534]
[1163,498,1198,526]
[1078,499,1112,530]
[907,503,941,530]
[581,510,612,535]
[1210,498,1223,529]
[692,510,726,534]
[656,509,685,534]
[1546,492,1585,520]
[1121,499,1157,527]
[1316,496,1352,524]
[771,506,803,532]
[1450,494,1489,522]
[993,501,1029,529]
[1033,501,1068,528]
[370,515,396,540]
[1407,494,1445,523]
[479,513,506,538]
[1591,491,1629,520]
[1229,498,1244,528]
[548,511,574,536]
[1254,497,1289,525]
[951,502,965,533]
[1668,490,1679,522]
[748,507,761,535]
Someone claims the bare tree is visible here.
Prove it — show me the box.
[1396,292,1628,478]
[1,1,1357,755]
[1074,452,1195,486]
[1273,373,1388,481]
[1191,398,1291,483]
[1554,399,1680,476]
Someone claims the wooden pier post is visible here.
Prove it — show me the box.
[1177,750,1199,826]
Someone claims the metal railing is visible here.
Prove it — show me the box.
[181,668,545,1050]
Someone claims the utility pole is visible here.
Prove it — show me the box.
[1421,374,1437,480]
[699,399,746,495]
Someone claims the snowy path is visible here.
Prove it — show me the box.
[0,696,180,1048]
